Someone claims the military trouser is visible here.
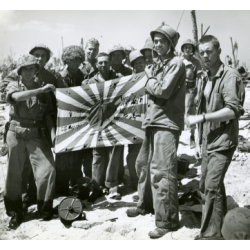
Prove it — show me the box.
[55,150,83,195]
[82,148,93,179]
[92,145,123,188]
[4,128,55,216]
[126,144,141,187]
[199,145,235,238]
[185,86,197,116]
[136,127,180,229]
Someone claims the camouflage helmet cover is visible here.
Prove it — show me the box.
[61,45,85,64]
[150,24,180,49]
[181,39,196,52]
[108,44,126,59]
[29,43,53,62]
[124,45,135,52]
[129,50,144,67]
[17,54,39,75]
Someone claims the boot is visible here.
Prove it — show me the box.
[9,212,23,230]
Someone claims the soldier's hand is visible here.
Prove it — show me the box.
[185,114,203,127]
[41,84,56,93]
[195,145,201,159]
[145,65,153,78]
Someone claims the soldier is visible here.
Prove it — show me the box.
[140,37,158,66]
[123,45,135,69]
[81,38,100,80]
[180,39,202,148]
[1,44,56,208]
[126,49,146,189]
[108,44,132,77]
[126,24,186,239]
[83,52,123,201]
[185,35,245,240]
[108,44,133,183]
[4,54,56,229]
[55,45,93,195]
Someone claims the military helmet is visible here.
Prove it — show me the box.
[17,54,39,75]
[150,24,180,50]
[181,39,196,52]
[222,207,250,240]
[129,50,144,67]
[140,37,155,55]
[124,45,135,52]
[29,43,53,62]
[108,44,126,59]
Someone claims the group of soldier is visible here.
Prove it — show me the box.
[1,22,245,240]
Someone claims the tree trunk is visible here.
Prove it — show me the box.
[230,37,237,68]
[190,10,204,69]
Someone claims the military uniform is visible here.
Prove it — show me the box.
[55,68,93,194]
[80,61,98,80]
[86,70,124,189]
[4,70,56,218]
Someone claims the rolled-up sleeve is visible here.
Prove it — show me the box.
[145,63,185,99]
[6,82,21,105]
[222,76,245,119]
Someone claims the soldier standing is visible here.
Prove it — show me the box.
[81,38,100,80]
[180,39,202,148]
[83,52,123,201]
[4,54,56,229]
[126,24,186,239]
[140,37,158,66]
[186,35,245,240]
[126,49,146,189]
[55,45,92,195]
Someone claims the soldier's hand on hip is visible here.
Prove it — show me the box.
[41,84,56,93]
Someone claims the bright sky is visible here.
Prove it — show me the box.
[1,2,250,67]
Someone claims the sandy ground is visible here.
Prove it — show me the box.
[0,103,250,240]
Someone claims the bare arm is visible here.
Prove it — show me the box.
[11,84,55,102]
[186,107,236,127]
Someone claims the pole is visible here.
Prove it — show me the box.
[81,38,83,50]
[10,48,13,64]
[230,37,236,68]
[201,23,203,37]
[61,37,64,50]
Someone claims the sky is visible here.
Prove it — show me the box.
[1,4,250,67]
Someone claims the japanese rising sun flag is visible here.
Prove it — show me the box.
[54,72,148,154]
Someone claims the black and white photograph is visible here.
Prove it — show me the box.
[0,2,250,242]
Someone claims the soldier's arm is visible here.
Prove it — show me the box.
[145,63,185,99]
[11,84,55,102]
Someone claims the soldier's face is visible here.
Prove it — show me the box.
[20,65,37,81]
[133,57,146,73]
[183,44,193,56]
[144,49,153,65]
[199,42,221,69]
[154,33,170,56]
[96,56,110,75]
[86,44,99,61]
[32,49,48,68]
[67,58,82,74]
[110,51,124,66]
